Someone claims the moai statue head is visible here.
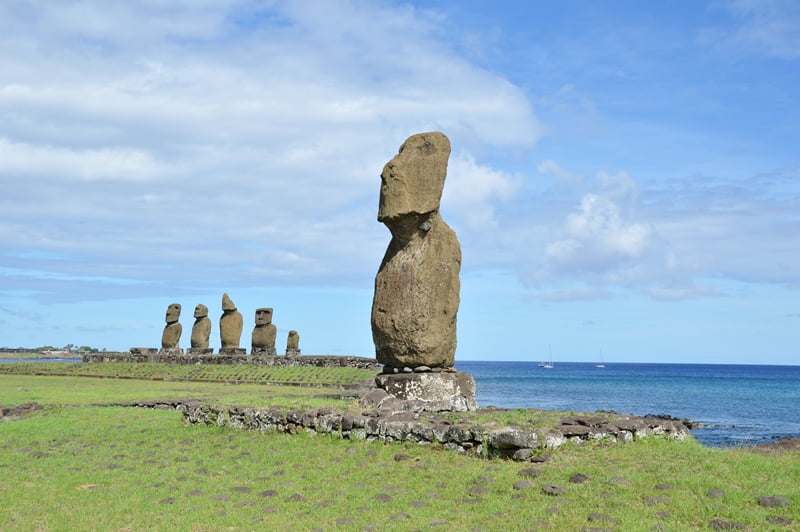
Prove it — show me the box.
[378,132,450,239]
[194,303,208,319]
[165,303,181,324]
[254,307,273,326]
[222,293,237,312]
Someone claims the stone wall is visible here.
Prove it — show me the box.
[82,352,382,370]
[127,400,692,460]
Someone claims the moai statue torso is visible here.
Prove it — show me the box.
[219,293,243,349]
[370,132,461,369]
[251,307,277,355]
[161,303,183,349]
[286,330,301,357]
[190,304,212,349]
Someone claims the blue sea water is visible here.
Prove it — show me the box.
[455,361,800,447]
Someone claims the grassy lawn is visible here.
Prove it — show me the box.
[1,371,797,530]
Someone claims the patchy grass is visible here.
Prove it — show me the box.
[1,370,797,530]
[1,406,797,530]
[0,374,363,411]
[0,361,375,387]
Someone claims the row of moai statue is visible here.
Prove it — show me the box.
[160,293,301,357]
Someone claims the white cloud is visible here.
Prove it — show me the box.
[545,193,653,272]
[0,138,167,181]
[442,152,521,228]
[0,0,544,302]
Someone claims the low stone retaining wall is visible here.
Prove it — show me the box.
[123,400,692,460]
[82,352,382,370]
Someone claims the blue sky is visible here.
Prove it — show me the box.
[0,0,798,364]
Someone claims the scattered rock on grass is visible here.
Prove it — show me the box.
[518,467,542,478]
[643,496,671,506]
[570,473,589,484]
[758,495,790,508]
[542,484,566,496]
[513,479,535,490]
[708,488,725,498]
[768,516,793,526]
[709,518,748,530]
[588,512,620,524]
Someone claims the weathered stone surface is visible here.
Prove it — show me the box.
[366,372,477,412]
[286,330,301,357]
[191,304,211,349]
[251,308,277,356]
[219,293,243,349]
[85,352,381,369]
[371,132,461,369]
[758,495,790,508]
[161,303,182,349]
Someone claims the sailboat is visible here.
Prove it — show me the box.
[542,345,554,369]
[596,349,606,368]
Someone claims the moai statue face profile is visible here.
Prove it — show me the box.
[190,303,211,349]
[165,303,181,324]
[219,293,243,349]
[161,303,182,349]
[371,132,461,370]
[252,307,277,355]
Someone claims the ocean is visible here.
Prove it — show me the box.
[455,361,800,447]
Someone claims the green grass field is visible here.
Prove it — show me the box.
[1,368,797,530]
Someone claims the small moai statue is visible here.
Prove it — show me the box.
[190,304,212,350]
[219,293,244,354]
[251,307,277,356]
[161,303,182,351]
[286,330,301,357]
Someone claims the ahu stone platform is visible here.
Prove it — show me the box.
[82,351,382,370]
[115,400,693,460]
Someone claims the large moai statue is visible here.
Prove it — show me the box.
[364,132,476,412]
[286,330,301,357]
[371,131,461,370]
[161,303,182,350]
[189,303,212,352]
[251,307,277,356]
[219,293,244,354]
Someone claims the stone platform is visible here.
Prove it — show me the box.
[360,371,478,412]
[82,352,382,370]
